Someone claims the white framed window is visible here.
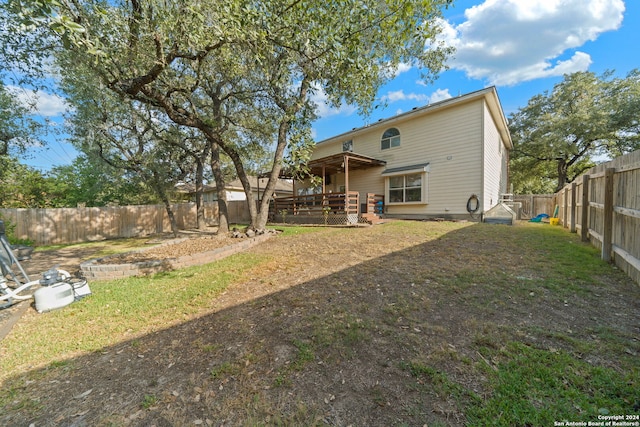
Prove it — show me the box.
[342,140,353,152]
[388,173,423,203]
[381,128,400,150]
[382,163,429,205]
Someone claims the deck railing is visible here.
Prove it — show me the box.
[270,191,386,225]
[366,193,385,214]
[272,191,360,216]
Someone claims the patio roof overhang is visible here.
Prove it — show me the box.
[307,152,386,176]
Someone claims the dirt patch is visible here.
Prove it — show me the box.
[82,232,276,280]
[1,221,639,426]
[93,234,240,265]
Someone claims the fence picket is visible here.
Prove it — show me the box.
[549,150,640,285]
[0,201,251,246]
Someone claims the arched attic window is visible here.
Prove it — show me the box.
[381,128,400,150]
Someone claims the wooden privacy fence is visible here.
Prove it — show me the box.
[555,150,640,285]
[0,201,251,246]
[512,194,555,219]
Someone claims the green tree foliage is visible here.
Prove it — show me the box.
[56,61,189,214]
[3,0,453,232]
[45,155,160,207]
[509,70,640,193]
[0,154,160,208]
[0,155,49,207]
[0,81,41,156]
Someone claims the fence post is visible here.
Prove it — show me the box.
[570,182,576,233]
[563,187,569,228]
[529,195,534,217]
[581,174,590,242]
[601,168,615,262]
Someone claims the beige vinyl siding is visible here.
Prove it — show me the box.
[412,101,483,215]
[307,84,523,219]
[381,100,483,216]
[482,102,507,211]
[348,167,386,204]
[311,99,486,216]
[328,173,346,193]
[318,168,385,202]
[312,138,343,159]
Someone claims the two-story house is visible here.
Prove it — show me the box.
[272,86,512,224]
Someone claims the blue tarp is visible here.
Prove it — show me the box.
[529,213,550,223]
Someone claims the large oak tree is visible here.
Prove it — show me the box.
[3,0,454,231]
[509,70,640,193]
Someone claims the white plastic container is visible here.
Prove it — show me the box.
[34,283,75,313]
[73,281,92,299]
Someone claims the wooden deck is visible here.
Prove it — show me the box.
[270,192,384,225]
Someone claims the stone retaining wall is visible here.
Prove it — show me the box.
[81,233,272,281]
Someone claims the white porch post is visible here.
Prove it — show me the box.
[344,155,349,213]
[322,165,326,193]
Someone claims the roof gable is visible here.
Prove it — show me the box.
[317,86,512,149]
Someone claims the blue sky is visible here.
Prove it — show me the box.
[312,0,637,141]
[15,0,639,170]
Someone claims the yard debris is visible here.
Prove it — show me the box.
[73,389,93,400]
[3,221,639,426]
[231,227,280,239]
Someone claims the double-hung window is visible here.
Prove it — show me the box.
[388,173,423,203]
[382,163,429,205]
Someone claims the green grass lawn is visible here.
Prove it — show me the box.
[1,221,638,426]
[1,225,321,369]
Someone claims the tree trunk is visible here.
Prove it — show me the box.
[254,122,290,231]
[225,148,259,229]
[195,158,206,230]
[210,142,229,233]
[142,169,179,237]
[151,175,179,237]
[162,197,179,237]
[252,79,311,231]
[556,158,569,192]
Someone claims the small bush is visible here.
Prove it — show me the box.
[0,216,34,246]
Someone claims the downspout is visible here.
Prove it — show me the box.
[506,147,510,195]
[480,100,486,217]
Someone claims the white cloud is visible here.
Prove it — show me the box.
[381,88,452,105]
[381,61,414,79]
[438,0,624,86]
[395,62,413,76]
[428,88,453,103]
[309,85,357,118]
[381,90,429,103]
[8,86,68,117]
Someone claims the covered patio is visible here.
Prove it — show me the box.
[270,152,386,225]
